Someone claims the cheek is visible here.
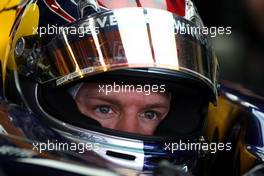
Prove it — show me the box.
[98,119,118,129]
[75,100,87,115]
[139,121,160,135]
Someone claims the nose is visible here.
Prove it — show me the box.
[114,112,140,134]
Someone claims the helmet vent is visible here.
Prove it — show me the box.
[106,151,136,161]
[77,0,100,18]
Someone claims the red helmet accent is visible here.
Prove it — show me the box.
[98,0,185,16]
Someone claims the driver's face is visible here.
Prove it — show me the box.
[75,83,171,135]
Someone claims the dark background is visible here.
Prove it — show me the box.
[193,0,264,96]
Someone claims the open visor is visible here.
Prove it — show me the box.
[16,8,218,98]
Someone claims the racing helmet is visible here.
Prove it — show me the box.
[3,0,219,174]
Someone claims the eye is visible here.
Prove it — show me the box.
[140,111,159,120]
[95,106,113,114]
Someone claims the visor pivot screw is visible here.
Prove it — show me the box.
[15,37,26,57]
[14,36,40,76]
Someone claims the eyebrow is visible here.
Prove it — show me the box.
[85,96,170,109]
[84,96,122,106]
[143,103,170,109]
